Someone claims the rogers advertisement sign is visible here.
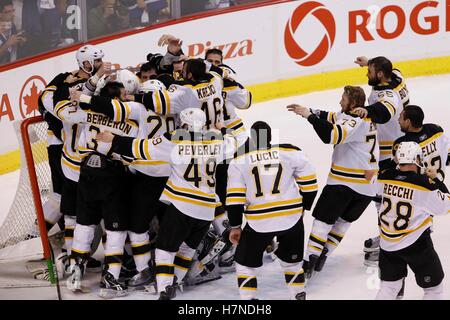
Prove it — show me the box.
[285,0,450,67]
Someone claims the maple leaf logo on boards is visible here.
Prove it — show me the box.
[23,82,41,116]
[19,75,47,119]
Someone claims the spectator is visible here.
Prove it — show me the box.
[122,0,168,27]
[180,0,209,16]
[40,0,77,50]
[87,0,130,39]
[0,12,25,64]
[11,0,43,58]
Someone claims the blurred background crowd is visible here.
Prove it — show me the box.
[0,0,263,66]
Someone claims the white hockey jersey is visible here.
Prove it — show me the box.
[226,144,318,233]
[138,72,224,130]
[377,169,450,251]
[368,85,403,161]
[113,129,237,221]
[324,112,380,196]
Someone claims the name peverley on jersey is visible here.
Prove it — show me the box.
[137,71,224,130]
[110,129,237,221]
[368,86,403,162]
[226,145,318,233]
[377,169,450,251]
[393,124,450,182]
[324,111,380,197]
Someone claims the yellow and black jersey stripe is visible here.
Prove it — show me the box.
[111,99,131,123]
[245,198,303,221]
[62,149,81,171]
[225,118,245,132]
[153,90,171,115]
[327,112,337,124]
[380,141,394,156]
[329,164,372,184]
[379,217,432,242]
[331,124,347,145]
[131,139,152,160]
[54,100,72,121]
[163,180,219,208]
[380,100,396,118]
[226,187,247,205]
[295,174,318,192]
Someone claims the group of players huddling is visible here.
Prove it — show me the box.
[33,33,450,300]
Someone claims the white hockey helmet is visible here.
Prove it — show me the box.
[395,141,423,166]
[138,79,166,93]
[115,69,140,95]
[180,107,206,132]
[76,45,104,74]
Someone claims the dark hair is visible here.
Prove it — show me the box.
[403,105,424,128]
[100,81,124,99]
[0,0,13,12]
[251,121,272,149]
[368,56,393,79]
[184,58,207,81]
[205,48,223,61]
[140,62,156,73]
[344,85,366,108]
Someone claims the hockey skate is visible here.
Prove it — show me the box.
[25,259,53,281]
[127,267,155,291]
[295,292,307,300]
[303,254,319,279]
[185,262,222,286]
[315,247,328,272]
[364,251,379,267]
[66,261,90,293]
[363,236,380,253]
[158,284,178,300]
[99,271,128,299]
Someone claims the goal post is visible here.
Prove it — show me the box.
[20,116,56,284]
[0,116,56,285]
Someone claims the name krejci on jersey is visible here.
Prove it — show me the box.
[197,84,216,99]
[383,184,414,200]
[86,112,133,135]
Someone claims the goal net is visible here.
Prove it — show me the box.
[0,116,56,287]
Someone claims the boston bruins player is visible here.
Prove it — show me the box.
[353,56,409,265]
[376,142,450,300]
[287,86,379,278]
[226,121,318,300]
[37,45,107,276]
[96,107,237,300]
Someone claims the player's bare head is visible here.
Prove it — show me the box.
[399,105,424,132]
[100,81,125,100]
[341,86,366,112]
[205,48,223,66]
[251,121,272,150]
[138,62,157,81]
[367,56,393,86]
[183,58,207,81]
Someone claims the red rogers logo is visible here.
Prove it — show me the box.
[284,1,336,67]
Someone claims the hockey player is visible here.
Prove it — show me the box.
[95,107,237,299]
[226,121,318,300]
[287,86,379,278]
[375,141,450,300]
[353,57,409,266]
[38,45,107,275]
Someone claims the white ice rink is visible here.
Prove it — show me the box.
[0,74,449,300]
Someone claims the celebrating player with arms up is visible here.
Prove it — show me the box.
[376,142,450,300]
[226,121,318,300]
[287,86,379,278]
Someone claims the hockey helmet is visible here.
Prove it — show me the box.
[138,79,166,94]
[76,45,104,75]
[115,69,140,95]
[395,141,423,167]
[180,108,206,132]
